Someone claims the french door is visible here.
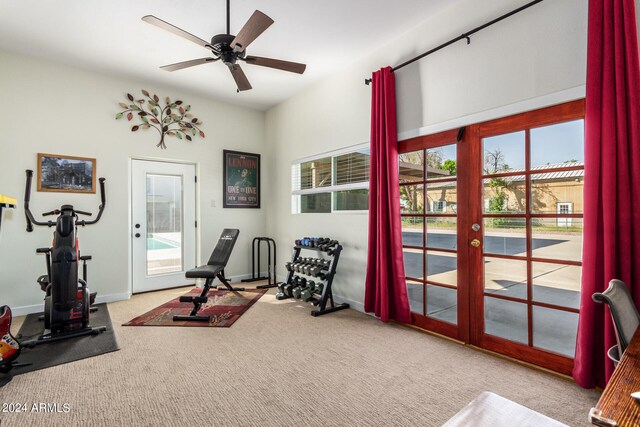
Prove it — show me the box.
[131,159,196,293]
[399,100,585,375]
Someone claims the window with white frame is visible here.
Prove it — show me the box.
[432,200,447,212]
[292,143,370,214]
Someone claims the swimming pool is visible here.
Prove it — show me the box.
[147,237,178,250]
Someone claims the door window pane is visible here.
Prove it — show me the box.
[427,285,457,325]
[532,262,580,309]
[483,177,526,213]
[530,120,584,169]
[426,145,457,181]
[399,150,424,183]
[426,218,456,250]
[426,181,457,213]
[404,248,423,280]
[533,306,578,357]
[483,131,525,173]
[531,218,583,262]
[426,250,457,287]
[484,257,527,300]
[146,174,183,275]
[484,297,528,344]
[400,184,424,214]
[402,216,423,247]
[483,218,526,256]
[407,280,424,315]
[530,173,583,214]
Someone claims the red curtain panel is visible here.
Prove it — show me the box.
[573,0,640,388]
[364,67,411,323]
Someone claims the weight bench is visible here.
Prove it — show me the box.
[173,228,244,322]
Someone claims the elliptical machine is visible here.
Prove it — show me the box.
[23,169,107,346]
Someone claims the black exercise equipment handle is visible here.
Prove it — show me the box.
[24,169,49,231]
[42,210,59,217]
[83,178,105,225]
[75,210,92,216]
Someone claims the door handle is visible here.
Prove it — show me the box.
[470,239,481,248]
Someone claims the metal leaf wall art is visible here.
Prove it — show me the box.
[115,90,205,149]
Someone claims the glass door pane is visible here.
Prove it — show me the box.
[146,174,183,276]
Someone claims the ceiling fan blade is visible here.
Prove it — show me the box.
[229,64,252,92]
[142,15,210,49]
[160,58,216,72]
[230,10,274,52]
[244,56,306,74]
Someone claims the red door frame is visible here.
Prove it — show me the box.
[399,100,585,375]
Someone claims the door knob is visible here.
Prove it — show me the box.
[470,239,481,248]
[471,223,481,232]
[135,233,141,238]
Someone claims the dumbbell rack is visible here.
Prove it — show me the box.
[277,244,349,316]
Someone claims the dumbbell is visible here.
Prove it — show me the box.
[319,240,338,251]
[315,237,330,247]
[292,286,303,299]
[284,279,297,297]
[300,281,316,301]
[285,261,298,272]
[314,282,324,294]
[302,259,320,275]
[296,258,312,273]
[309,260,330,277]
[294,258,307,272]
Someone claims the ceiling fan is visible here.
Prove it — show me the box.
[142,0,306,92]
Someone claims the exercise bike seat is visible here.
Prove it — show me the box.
[185,264,224,279]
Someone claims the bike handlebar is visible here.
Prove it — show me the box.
[83,177,106,225]
[24,170,106,230]
[24,170,48,231]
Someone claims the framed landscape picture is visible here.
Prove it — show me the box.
[223,150,260,208]
[37,153,96,193]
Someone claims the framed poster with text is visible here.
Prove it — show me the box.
[223,150,260,208]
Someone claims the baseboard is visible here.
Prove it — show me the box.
[332,294,365,313]
[95,292,131,305]
[12,292,131,317]
[11,303,44,317]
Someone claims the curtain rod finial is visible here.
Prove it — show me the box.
[365,78,372,85]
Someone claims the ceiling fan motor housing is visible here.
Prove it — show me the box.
[210,34,245,65]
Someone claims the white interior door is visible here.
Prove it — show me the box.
[132,159,196,293]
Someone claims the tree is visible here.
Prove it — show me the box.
[442,159,456,176]
[484,148,511,220]
[484,147,509,174]
[116,90,205,149]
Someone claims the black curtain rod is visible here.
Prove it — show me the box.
[365,0,544,85]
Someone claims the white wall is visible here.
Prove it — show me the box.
[264,0,587,310]
[0,50,266,314]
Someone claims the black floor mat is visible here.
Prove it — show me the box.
[9,303,119,376]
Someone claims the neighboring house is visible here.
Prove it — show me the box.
[401,161,584,222]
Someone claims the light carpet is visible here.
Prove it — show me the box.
[0,284,600,426]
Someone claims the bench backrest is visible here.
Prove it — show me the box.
[207,228,239,267]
